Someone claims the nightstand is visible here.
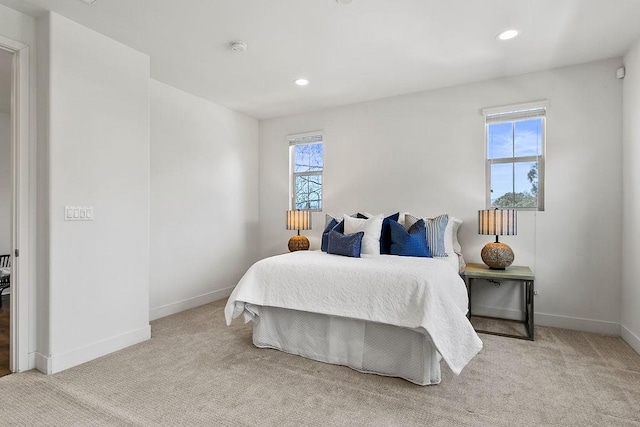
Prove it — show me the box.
[463,263,535,341]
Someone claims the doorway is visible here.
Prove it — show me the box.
[0,47,12,377]
[0,33,31,375]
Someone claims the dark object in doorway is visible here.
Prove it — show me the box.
[0,254,10,308]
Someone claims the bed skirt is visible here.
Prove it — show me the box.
[248,304,442,385]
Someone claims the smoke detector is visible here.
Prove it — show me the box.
[230,41,248,52]
[336,0,354,4]
[79,0,99,4]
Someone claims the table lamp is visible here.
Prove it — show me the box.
[286,210,312,251]
[478,208,517,269]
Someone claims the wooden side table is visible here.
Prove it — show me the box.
[463,263,535,341]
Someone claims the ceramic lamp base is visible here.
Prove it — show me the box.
[288,234,310,252]
[481,241,514,270]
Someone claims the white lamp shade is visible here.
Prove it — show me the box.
[286,210,312,231]
[478,209,517,236]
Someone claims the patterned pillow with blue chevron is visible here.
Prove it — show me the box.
[405,213,449,257]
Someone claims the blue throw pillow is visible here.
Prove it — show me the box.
[380,212,400,254]
[327,230,364,258]
[389,219,430,257]
[321,218,339,252]
[405,213,449,257]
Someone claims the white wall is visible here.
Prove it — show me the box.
[622,39,640,353]
[149,80,259,320]
[38,12,151,373]
[0,112,9,255]
[259,58,623,334]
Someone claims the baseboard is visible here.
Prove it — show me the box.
[48,325,151,374]
[535,312,620,335]
[471,304,620,335]
[149,286,235,321]
[35,352,52,374]
[621,325,640,355]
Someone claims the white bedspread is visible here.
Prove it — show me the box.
[225,251,482,375]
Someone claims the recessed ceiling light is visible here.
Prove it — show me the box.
[497,29,519,41]
[336,0,354,4]
[295,78,309,86]
[79,0,98,4]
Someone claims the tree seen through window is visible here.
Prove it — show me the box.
[487,117,544,210]
[290,137,323,210]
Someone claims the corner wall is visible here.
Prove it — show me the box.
[39,12,151,373]
[622,39,640,353]
[149,80,259,320]
[259,58,623,334]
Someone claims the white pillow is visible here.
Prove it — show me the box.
[444,216,463,255]
[442,216,464,273]
[343,214,383,255]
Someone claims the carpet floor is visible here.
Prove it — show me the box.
[0,299,639,426]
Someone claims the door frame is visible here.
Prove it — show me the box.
[0,34,30,373]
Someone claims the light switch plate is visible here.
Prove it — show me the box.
[64,206,94,221]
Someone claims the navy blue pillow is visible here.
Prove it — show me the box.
[321,218,339,252]
[389,219,430,257]
[327,230,364,258]
[380,212,400,254]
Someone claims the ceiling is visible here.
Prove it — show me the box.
[1,0,640,119]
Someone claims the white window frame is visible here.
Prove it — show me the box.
[482,100,548,211]
[289,131,323,212]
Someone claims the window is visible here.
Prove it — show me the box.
[483,101,547,211]
[289,131,323,211]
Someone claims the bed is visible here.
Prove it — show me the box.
[225,227,483,385]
